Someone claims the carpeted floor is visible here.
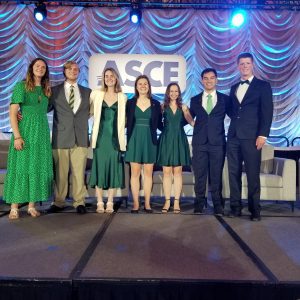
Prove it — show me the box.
[0,196,299,285]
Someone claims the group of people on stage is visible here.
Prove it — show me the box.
[3,52,273,222]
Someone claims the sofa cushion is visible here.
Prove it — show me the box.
[0,140,10,169]
[0,139,10,150]
[152,172,163,184]
[182,171,195,184]
[153,170,195,185]
[241,144,274,174]
[241,173,282,188]
[0,169,6,184]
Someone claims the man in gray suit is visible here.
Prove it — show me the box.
[48,61,91,214]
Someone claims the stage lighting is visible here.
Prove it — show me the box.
[231,10,247,28]
[130,8,141,24]
[34,2,47,22]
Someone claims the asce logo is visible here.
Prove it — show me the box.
[89,54,186,94]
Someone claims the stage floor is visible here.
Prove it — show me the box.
[0,198,300,300]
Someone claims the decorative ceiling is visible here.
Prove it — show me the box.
[1,0,300,10]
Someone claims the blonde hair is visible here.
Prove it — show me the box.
[101,67,122,93]
[63,60,79,78]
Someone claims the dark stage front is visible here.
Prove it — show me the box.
[0,199,300,300]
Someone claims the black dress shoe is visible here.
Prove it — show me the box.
[194,207,204,214]
[250,214,261,221]
[47,204,65,214]
[131,209,139,214]
[214,207,224,216]
[227,210,242,218]
[143,208,153,213]
[76,205,87,214]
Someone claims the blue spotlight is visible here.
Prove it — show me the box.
[34,2,47,22]
[231,10,246,28]
[130,8,141,24]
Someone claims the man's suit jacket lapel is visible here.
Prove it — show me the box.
[214,92,224,112]
[199,91,222,114]
[234,76,258,104]
[241,77,257,103]
[198,92,206,113]
[58,83,74,112]
[233,83,241,104]
[76,85,86,115]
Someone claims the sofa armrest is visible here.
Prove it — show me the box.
[273,157,295,176]
[222,158,230,199]
[273,157,296,201]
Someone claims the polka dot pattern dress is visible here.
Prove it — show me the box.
[3,81,53,204]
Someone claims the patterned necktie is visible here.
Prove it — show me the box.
[206,94,213,114]
[69,85,74,110]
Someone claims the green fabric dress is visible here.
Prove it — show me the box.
[3,81,53,204]
[125,106,157,164]
[89,101,124,189]
[157,107,191,166]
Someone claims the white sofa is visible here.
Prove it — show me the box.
[222,144,296,211]
[149,144,296,211]
[151,144,207,198]
[0,142,129,207]
[150,144,206,199]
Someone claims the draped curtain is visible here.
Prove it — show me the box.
[0,4,299,145]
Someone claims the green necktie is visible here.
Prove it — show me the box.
[206,94,213,114]
[69,85,75,110]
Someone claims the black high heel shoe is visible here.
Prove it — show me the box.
[161,199,170,213]
[143,207,153,213]
[173,199,181,214]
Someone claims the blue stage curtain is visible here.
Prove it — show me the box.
[0,4,299,145]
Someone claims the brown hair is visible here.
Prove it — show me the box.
[25,58,51,97]
[134,75,152,99]
[163,82,182,109]
[237,52,254,63]
[102,67,122,93]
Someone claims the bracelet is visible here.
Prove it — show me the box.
[14,136,22,141]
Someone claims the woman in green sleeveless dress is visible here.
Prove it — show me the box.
[3,58,53,219]
[89,68,127,213]
[125,75,162,213]
[157,83,194,213]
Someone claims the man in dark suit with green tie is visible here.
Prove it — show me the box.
[227,52,273,221]
[190,68,229,215]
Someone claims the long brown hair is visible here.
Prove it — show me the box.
[102,67,122,93]
[25,58,51,97]
[134,75,152,99]
[163,82,182,109]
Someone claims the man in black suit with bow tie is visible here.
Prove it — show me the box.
[190,68,229,215]
[227,52,273,221]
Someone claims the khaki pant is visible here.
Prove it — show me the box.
[52,146,88,208]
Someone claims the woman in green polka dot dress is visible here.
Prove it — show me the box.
[3,58,53,219]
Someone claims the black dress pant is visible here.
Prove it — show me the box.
[192,144,225,210]
[226,137,261,215]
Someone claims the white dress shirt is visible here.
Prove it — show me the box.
[236,75,254,103]
[202,90,217,111]
[64,81,82,114]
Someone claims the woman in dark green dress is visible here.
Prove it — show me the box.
[157,83,194,213]
[89,68,127,213]
[3,58,53,219]
[125,75,162,213]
